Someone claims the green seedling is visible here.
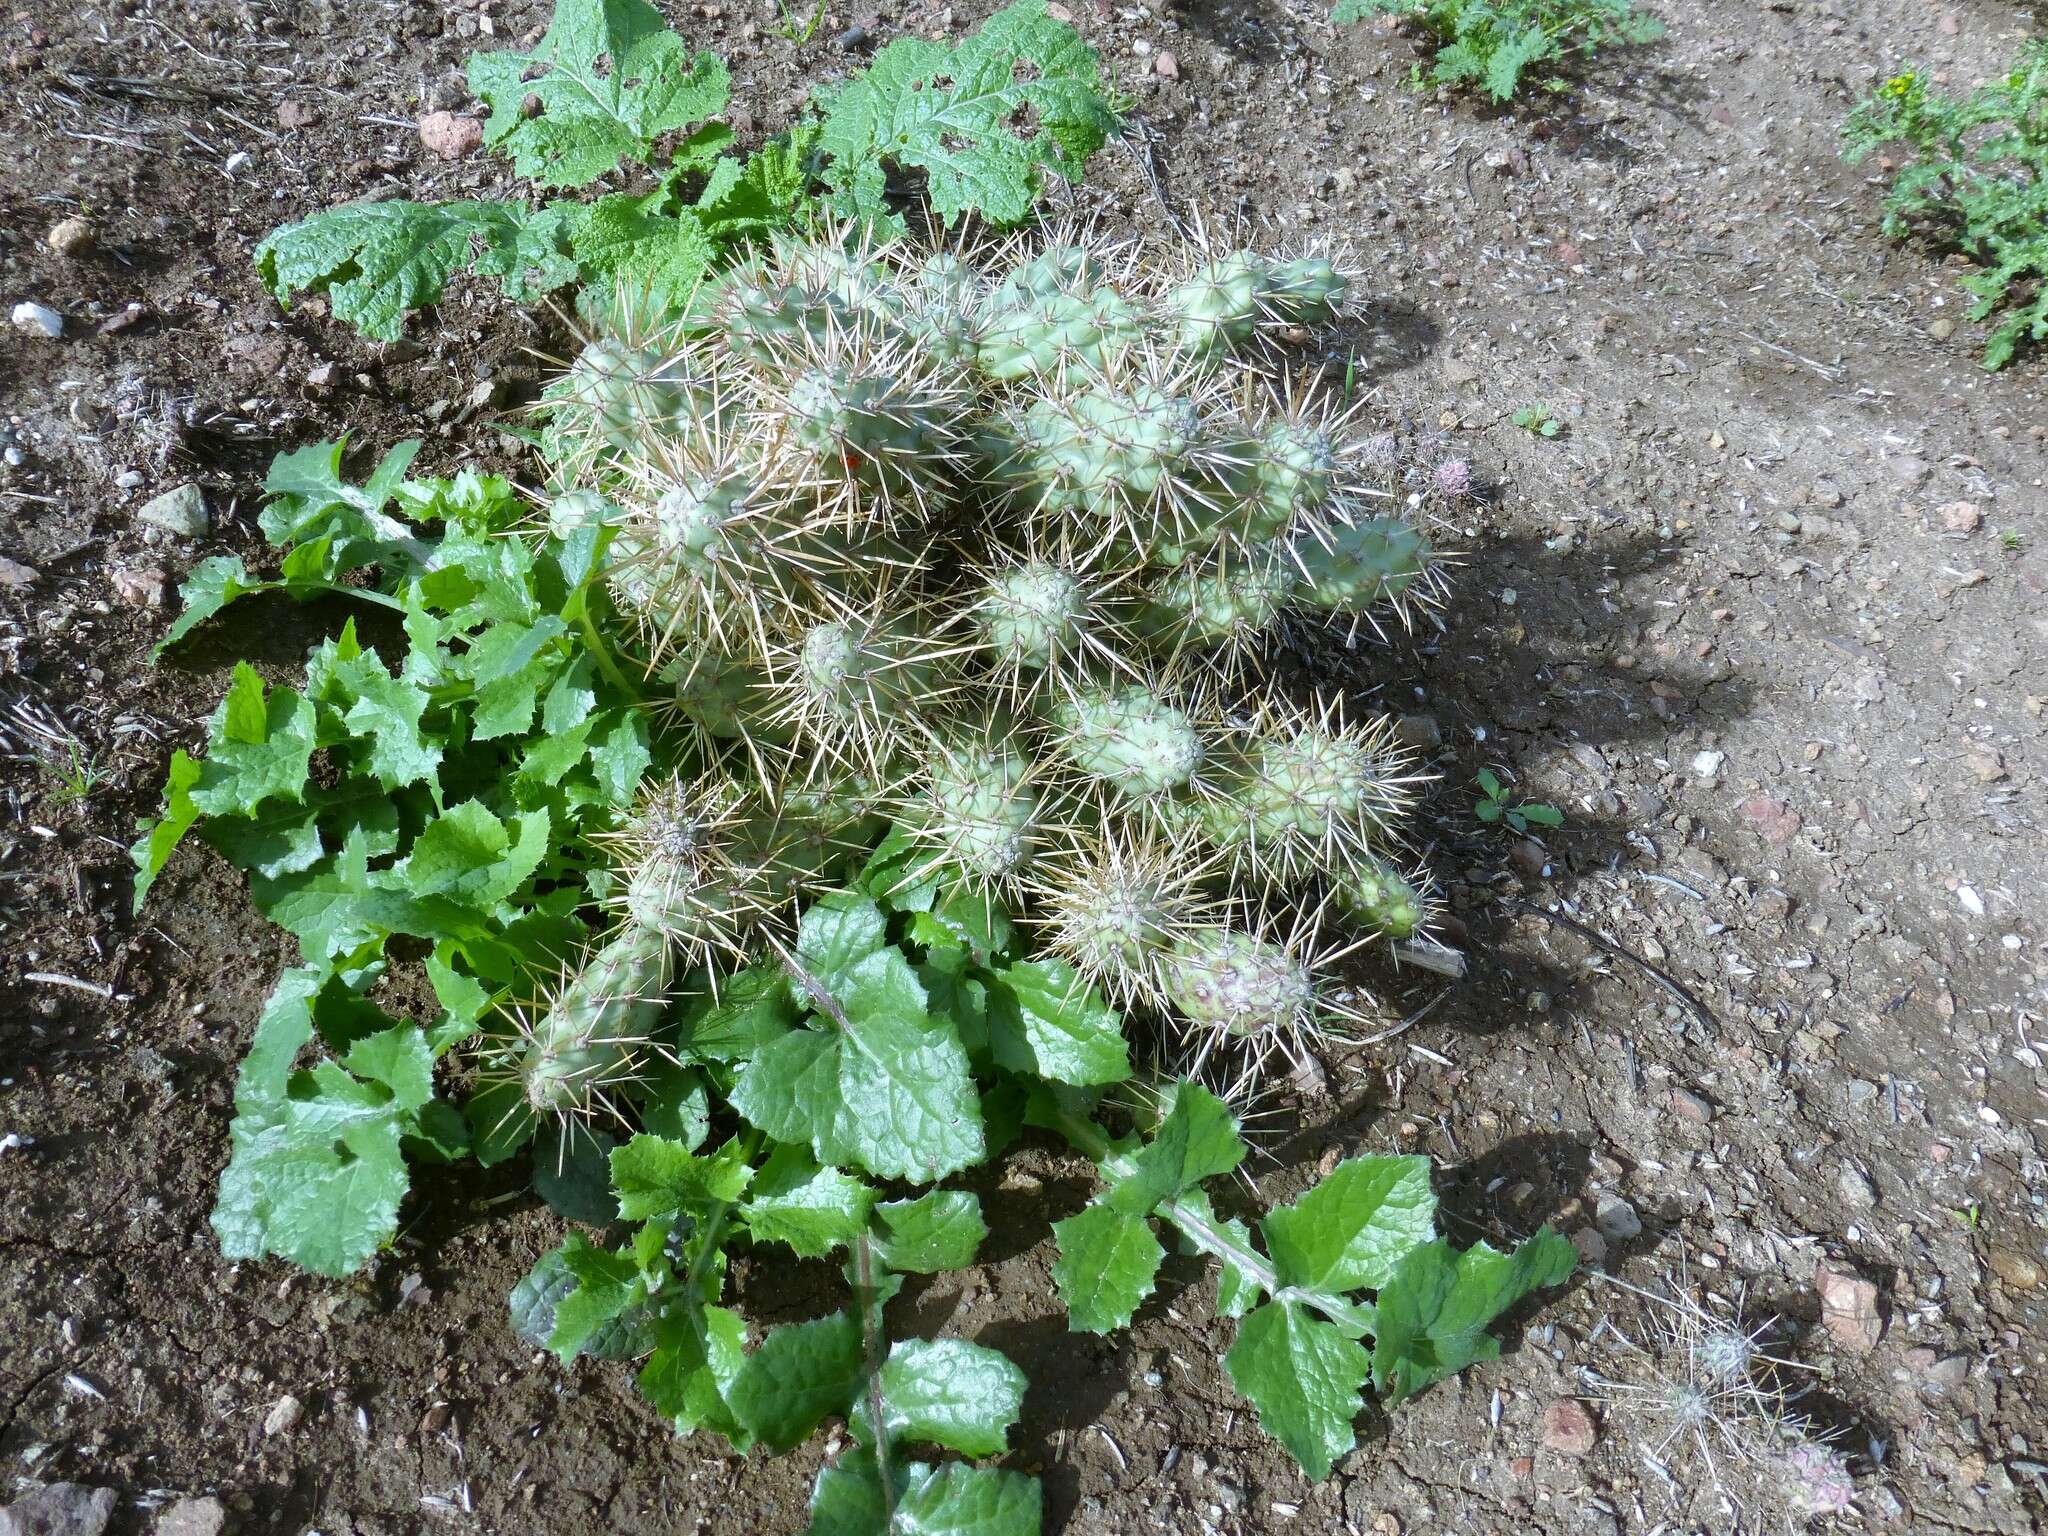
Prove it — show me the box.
[1514,404,1562,437]
[1475,768,1564,834]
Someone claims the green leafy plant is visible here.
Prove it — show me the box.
[141,172,1575,1515]
[1035,1084,1573,1477]
[774,0,830,44]
[1843,43,2048,370]
[42,742,107,806]
[1475,768,1563,835]
[1513,403,1561,437]
[1336,0,1663,102]
[255,0,1118,339]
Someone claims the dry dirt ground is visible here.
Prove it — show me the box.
[2,0,2045,1533]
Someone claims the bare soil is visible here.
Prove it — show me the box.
[2,1,2045,1533]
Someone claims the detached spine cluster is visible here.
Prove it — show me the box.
[529,224,1452,1101]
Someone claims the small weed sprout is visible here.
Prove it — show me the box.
[1475,767,1563,834]
[1513,404,1562,437]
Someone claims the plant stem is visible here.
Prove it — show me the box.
[1045,1103,1378,1338]
[850,1231,899,1529]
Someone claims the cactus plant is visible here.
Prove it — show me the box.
[517,223,1452,1102]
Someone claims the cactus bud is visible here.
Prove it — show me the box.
[905,737,1046,889]
[1331,856,1432,941]
[1290,511,1438,620]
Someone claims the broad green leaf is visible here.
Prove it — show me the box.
[795,889,889,998]
[254,200,579,341]
[1261,1155,1436,1294]
[260,438,424,563]
[130,748,203,910]
[403,801,550,909]
[744,1145,875,1259]
[813,0,1117,228]
[1051,1203,1163,1333]
[340,1022,434,1111]
[334,653,441,790]
[728,1311,864,1452]
[153,556,263,655]
[510,1243,654,1361]
[212,1081,410,1278]
[1224,1300,1371,1480]
[569,187,721,315]
[732,950,984,1181]
[610,1133,753,1222]
[987,958,1129,1086]
[468,0,731,188]
[1371,1230,1576,1405]
[234,968,327,1104]
[546,1231,645,1362]
[533,1123,620,1226]
[639,1062,711,1149]
[189,665,317,816]
[855,1339,1025,1458]
[640,1299,750,1441]
[1105,1082,1244,1217]
[870,1191,987,1274]
[1175,1192,1265,1319]
[806,1454,1041,1536]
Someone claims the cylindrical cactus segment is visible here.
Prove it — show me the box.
[520,921,672,1115]
[1160,250,1352,361]
[976,246,1144,382]
[794,616,940,727]
[1200,709,1415,886]
[1050,682,1203,799]
[1291,512,1436,615]
[1247,418,1342,538]
[975,561,1089,669]
[1162,250,1267,359]
[1157,926,1318,1041]
[896,251,984,368]
[1260,255,1349,326]
[913,739,1043,886]
[659,648,790,745]
[1331,855,1430,941]
[547,338,706,462]
[1025,829,1217,1007]
[745,318,973,528]
[1137,545,1297,654]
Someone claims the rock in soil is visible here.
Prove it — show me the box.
[46,217,95,256]
[0,1483,117,1536]
[10,301,63,338]
[417,110,483,159]
[1540,1398,1598,1456]
[138,483,209,538]
[1815,1263,1884,1353]
[153,1498,227,1536]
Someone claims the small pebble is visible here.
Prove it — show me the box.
[11,301,63,338]
[263,1393,303,1436]
[1593,1194,1641,1243]
[138,483,210,538]
[1539,1398,1597,1456]
[418,110,483,160]
[47,216,96,257]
